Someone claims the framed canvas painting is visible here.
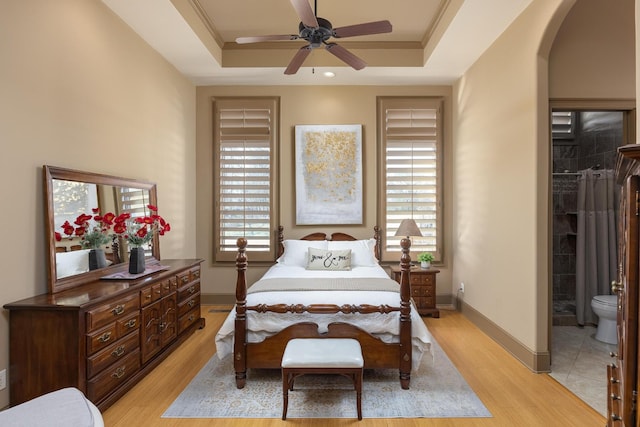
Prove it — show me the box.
[295,124,363,225]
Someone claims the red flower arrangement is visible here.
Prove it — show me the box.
[55,208,116,249]
[112,204,170,248]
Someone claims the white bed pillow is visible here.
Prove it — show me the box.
[327,239,378,267]
[278,239,328,267]
[56,249,91,277]
[307,247,352,271]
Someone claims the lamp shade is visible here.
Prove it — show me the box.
[394,219,423,238]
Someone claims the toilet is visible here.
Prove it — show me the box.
[590,295,618,344]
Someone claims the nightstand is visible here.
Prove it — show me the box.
[390,265,440,318]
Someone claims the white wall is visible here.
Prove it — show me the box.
[0,0,196,408]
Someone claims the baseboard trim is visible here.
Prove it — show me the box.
[460,300,550,373]
[202,293,234,305]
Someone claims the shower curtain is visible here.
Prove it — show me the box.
[575,168,618,325]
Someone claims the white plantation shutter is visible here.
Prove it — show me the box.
[552,111,575,139]
[117,187,148,219]
[378,97,443,262]
[115,186,155,255]
[214,98,279,261]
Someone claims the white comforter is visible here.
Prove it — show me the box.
[215,264,433,370]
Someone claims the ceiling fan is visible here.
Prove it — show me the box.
[235,0,392,75]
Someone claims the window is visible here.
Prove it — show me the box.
[378,97,443,262]
[213,97,279,262]
[551,111,575,139]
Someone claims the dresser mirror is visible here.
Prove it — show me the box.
[44,165,159,293]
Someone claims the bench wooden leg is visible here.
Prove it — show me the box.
[282,369,289,420]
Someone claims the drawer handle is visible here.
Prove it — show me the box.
[610,376,620,384]
[112,346,125,358]
[145,294,152,300]
[188,286,195,294]
[111,367,126,379]
[155,289,161,295]
[163,283,170,290]
[159,322,166,332]
[610,393,621,401]
[112,305,125,316]
[125,319,137,328]
[193,271,200,279]
[611,414,622,421]
[98,332,112,343]
[188,300,195,308]
[188,314,195,322]
[610,351,618,358]
[181,276,189,284]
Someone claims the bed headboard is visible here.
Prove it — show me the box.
[276,226,382,261]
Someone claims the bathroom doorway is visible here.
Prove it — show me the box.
[551,110,624,326]
[550,107,632,414]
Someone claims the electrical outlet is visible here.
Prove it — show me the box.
[459,282,465,292]
[0,369,6,390]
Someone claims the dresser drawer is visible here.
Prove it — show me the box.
[141,283,162,307]
[410,273,434,286]
[87,350,141,403]
[87,323,119,355]
[413,297,435,309]
[177,282,200,302]
[411,285,434,297]
[176,267,201,287]
[87,330,140,379]
[86,293,140,331]
[178,293,200,318]
[178,305,201,333]
[190,267,201,281]
[177,270,191,287]
[116,313,139,337]
[161,277,178,296]
[87,312,139,355]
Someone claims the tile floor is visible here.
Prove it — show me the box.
[549,325,617,416]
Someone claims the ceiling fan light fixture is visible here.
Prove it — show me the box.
[237,0,392,75]
[323,71,335,78]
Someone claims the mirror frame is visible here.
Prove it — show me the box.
[44,165,159,293]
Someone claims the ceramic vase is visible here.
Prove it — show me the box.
[88,248,108,271]
[129,247,146,274]
[420,261,431,269]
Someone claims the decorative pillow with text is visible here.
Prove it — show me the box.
[306,247,352,271]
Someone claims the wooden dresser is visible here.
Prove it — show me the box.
[608,145,640,426]
[390,265,440,317]
[4,259,204,411]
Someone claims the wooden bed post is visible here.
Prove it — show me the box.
[398,237,412,389]
[234,238,248,388]
[373,225,382,261]
[277,225,284,258]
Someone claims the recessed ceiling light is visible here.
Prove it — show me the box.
[323,71,335,78]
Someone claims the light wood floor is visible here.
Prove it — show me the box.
[103,306,606,427]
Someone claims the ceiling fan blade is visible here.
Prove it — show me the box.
[333,20,392,38]
[290,0,319,28]
[284,45,313,74]
[235,34,299,44]
[325,43,366,70]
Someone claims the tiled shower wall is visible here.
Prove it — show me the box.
[552,112,623,323]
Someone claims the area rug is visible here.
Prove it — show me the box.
[162,338,491,419]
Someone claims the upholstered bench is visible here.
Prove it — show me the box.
[281,338,364,420]
[0,387,104,427]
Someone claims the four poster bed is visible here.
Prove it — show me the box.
[214,226,433,389]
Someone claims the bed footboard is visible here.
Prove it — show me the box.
[233,229,413,390]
